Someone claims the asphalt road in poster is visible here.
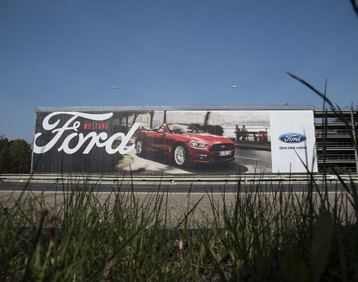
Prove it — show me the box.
[117,146,272,175]
[234,148,272,173]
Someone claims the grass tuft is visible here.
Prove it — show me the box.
[0,172,357,281]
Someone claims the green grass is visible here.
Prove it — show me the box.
[0,175,357,281]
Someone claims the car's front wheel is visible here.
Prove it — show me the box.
[173,144,188,167]
[136,139,144,156]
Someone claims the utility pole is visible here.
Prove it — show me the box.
[232,84,238,105]
[113,85,118,107]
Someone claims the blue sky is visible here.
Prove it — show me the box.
[1,0,357,142]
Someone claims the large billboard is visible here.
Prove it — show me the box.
[32,107,317,174]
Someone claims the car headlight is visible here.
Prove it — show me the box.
[189,142,207,148]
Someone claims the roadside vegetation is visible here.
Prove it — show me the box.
[0,167,358,281]
[0,136,31,173]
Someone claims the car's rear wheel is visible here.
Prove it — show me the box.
[173,144,188,167]
[136,139,144,156]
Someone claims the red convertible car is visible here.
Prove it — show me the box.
[135,123,235,167]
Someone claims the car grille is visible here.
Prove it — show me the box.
[209,143,235,152]
[212,154,234,161]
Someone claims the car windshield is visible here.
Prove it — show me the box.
[166,124,201,134]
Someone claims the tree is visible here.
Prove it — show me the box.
[0,136,10,173]
[8,139,31,173]
[0,136,31,173]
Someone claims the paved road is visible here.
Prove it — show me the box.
[1,173,355,227]
[0,181,349,193]
[1,181,353,228]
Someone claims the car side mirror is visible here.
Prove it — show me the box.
[157,129,166,135]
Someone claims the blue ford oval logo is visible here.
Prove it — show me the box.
[279,133,306,143]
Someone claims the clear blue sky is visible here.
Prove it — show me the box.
[1,0,357,142]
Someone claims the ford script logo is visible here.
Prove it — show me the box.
[279,133,307,143]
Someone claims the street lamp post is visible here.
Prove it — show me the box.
[112,85,118,107]
[232,84,238,105]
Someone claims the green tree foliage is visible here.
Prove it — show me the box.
[0,135,31,173]
[0,136,10,172]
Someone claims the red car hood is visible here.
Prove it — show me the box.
[180,133,233,144]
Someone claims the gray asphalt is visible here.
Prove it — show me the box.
[0,181,348,193]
